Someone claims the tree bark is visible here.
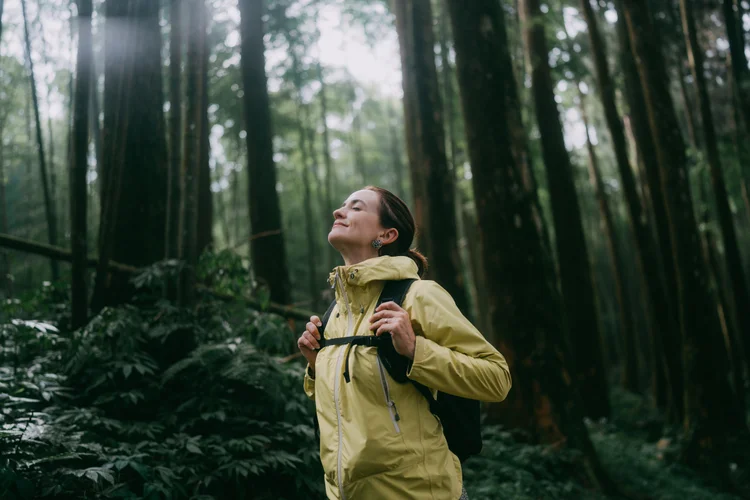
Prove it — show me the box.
[178,0,207,306]
[70,0,93,329]
[723,0,750,131]
[386,102,407,199]
[615,0,681,417]
[581,0,680,404]
[21,0,59,281]
[520,0,609,419]
[197,21,213,255]
[0,119,11,298]
[315,59,338,272]
[166,0,183,269]
[579,92,638,393]
[446,1,615,492]
[621,0,745,466]
[238,0,291,305]
[93,0,167,311]
[680,0,750,385]
[392,0,469,315]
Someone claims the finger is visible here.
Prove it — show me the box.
[306,322,320,339]
[369,310,398,323]
[310,315,322,328]
[369,317,396,331]
[375,301,403,313]
[298,336,313,351]
[376,322,398,337]
[303,331,321,350]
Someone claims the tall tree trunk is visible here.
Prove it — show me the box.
[724,0,750,131]
[728,55,750,228]
[677,69,700,150]
[292,52,319,309]
[680,0,750,383]
[197,21,212,255]
[348,84,367,185]
[178,0,207,306]
[579,92,638,393]
[386,102,406,199]
[392,0,469,315]
[0,120,10,298]
[89,61,102,174]
[21,0,59,281]
[520,0,609,419]
[446,1,615,492]
[238,0,291,305]
[316,59,338,272]
[0,0,4,43]
[92,0,168,311]
[70,0,93,329]
[582,0,680,409]
[615,0,680,416]
[621,0,745,467]
[166,0,183,271]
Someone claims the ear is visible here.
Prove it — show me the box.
[380,228,399,246]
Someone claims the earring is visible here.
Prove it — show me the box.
[372,239,383,249]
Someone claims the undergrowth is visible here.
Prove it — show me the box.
[1,251,747,499]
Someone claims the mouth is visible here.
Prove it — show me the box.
[332,222,348,228]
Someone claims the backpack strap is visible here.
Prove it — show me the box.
[377,279,417,310]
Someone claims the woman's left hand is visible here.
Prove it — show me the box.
[369,301,416,359]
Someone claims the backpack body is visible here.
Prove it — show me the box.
[316,279,482,462]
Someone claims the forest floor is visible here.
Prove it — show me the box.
[463,386,749,500]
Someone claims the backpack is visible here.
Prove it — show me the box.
[314,279,482,463]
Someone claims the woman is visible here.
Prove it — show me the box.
[297,186,512,500]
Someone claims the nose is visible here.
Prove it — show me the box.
[333,207,345,220]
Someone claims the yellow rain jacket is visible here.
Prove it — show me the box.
[304,256,512,500]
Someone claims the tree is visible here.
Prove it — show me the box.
[621,0,746,466]
[581,0,683,412]
[520,0,608,419]
[92,0,168,311]
[70,0,93,329]
[723,0,750,131]
[680,0,750,381]
[166,0,183,281]
[21,0,59,281]
[614,0,681,415]
[197,17,213,255]
[239,0,291,305]
[392,0,468,315]
[445,0,615,492]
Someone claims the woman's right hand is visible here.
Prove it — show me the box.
[297,315,322,375]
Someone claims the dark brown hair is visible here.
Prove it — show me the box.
[365,186,428,278]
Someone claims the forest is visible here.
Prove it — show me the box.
[0,0,749,498]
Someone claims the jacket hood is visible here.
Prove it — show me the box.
[326,255,420,288]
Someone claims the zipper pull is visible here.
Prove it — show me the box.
[390,401,401,421]
[360,304,364,314]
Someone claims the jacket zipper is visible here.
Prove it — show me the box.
[376,357,401,433]
[333,270,352,500]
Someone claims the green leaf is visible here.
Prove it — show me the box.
[186,443,203,454]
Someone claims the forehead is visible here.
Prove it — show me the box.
[344,189,379,206]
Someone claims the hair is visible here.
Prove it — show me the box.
[364,186,428,278]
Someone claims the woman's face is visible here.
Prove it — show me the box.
[328,189,384,251]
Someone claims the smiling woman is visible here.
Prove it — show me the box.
[296,185,512,500]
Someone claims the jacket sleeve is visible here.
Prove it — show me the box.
[303,364,316,400]
[405,280,512,403]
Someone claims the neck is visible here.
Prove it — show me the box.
[338,247,379,267]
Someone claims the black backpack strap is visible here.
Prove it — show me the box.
[318,299,337,339]
[375,279,417,384]
[377,279,417,309]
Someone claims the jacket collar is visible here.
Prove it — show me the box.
[327,255,419,289]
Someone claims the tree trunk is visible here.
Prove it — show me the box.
[446,1,615,492]
[621,0,745,466]
[386,102,407,199]
[21,0,59,281]
[0,0,4,43]
[70,0,93,329]
[520,0,609,420]
[292,52,319,309]
[0,120,11,298]
[89,60,102,174]
[392,0,469,315]
[316,59,338,272]
[579,92,638,393]
[348,84,367,185]
[680,0,750,384]
[724,0,750,131]
[238,0,291,305]
[728,55,750,230]
[677,68,700,150]
[178,0,207,306]
[582,0,680,407]
[92,0,168,311]
[615,0,680,417]
[197,22,213,256]
[166,0,183,270]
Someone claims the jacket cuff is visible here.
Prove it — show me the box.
[303,363,316,400]
[406,335,426,380]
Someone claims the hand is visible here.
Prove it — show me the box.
[369,302,416,359]
[297,315,322,375]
